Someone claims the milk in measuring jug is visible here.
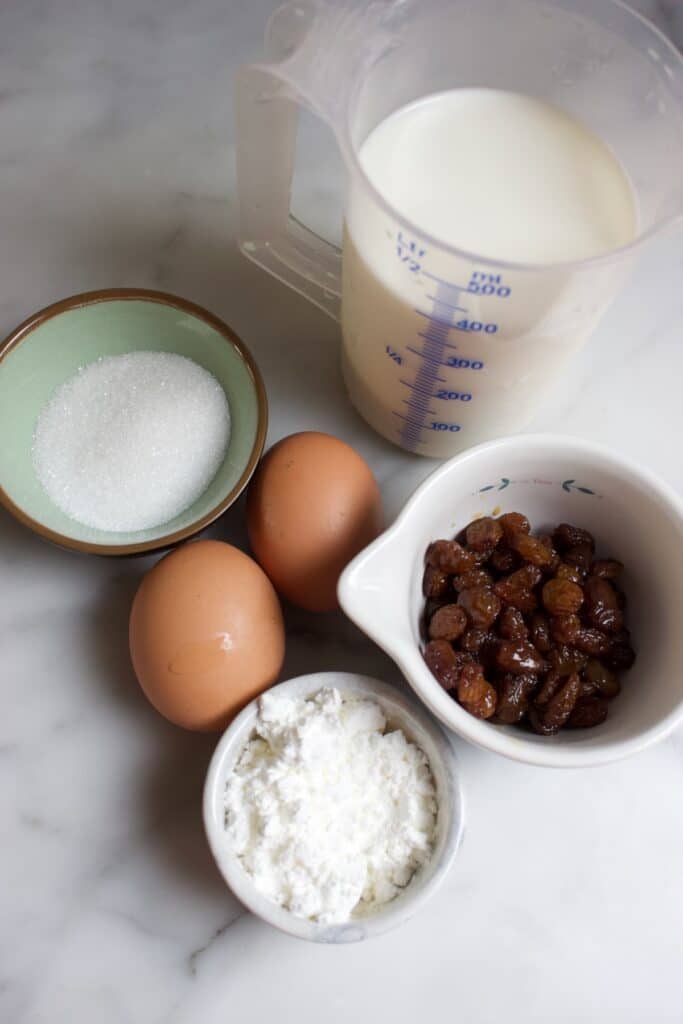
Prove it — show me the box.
[341,89,637,456]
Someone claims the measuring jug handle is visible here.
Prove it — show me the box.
[235,62,341,320]
[235,1,390,321]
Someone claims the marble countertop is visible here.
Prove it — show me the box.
[2,2,682,1022]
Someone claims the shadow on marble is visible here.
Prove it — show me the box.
[0,502,83,572]
[86,568,233,905]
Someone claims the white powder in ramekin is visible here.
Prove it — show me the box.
[224,687,437,924]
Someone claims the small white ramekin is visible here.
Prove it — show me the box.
[203,671,464,943]
[339,434,683,769]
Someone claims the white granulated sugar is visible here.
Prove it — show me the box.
[224,687,438,924]
[32,351,230,532]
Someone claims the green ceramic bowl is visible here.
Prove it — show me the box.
[0,289,267,555]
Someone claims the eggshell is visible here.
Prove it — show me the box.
[129,540,285,731]
[246,432,383,612]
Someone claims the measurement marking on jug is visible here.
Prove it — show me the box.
[401,379,445,398]
[392,412,428,445]
[467,272,512,297]
[422,270,471,289]
[406,347,485,371]
[453,319,498,334]
[406,346,448,366]
[436,390,472,402]
[417,331,459,351]
[425,295,466,313]
[416,309,498,333]
[431,421,461,432]
[402,399,437,416]
[396,278,472,451]
[415,309,457,331]
[423,269,513,299]
[391,258,513,450]
[396,232,426,273]
[445,356,485,370]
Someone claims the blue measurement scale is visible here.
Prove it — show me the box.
[387,232,511,452]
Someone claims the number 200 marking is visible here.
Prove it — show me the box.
[436,390,472,402]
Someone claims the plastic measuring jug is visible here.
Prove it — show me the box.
[236,0,683,458]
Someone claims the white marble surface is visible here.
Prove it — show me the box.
[1,2,683,1022]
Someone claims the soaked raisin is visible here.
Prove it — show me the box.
[427,539,476,574]
[495,640,545,675]
[548,644,587,676]
[465,516,503,551]
[555,562,585,585]
[495,673,537,724]
[471,546,498,566]
[611,627,632,645]
[506,564,543,590]
[540,536,561,569]
[456,663,498,719]
[583,576,623,633]
[529,673,580,734]
[452,567,493,592]
[428,603,468,642]
[422,597,445,641]
[573,627,611,657]
[509,531,555,567]
[529,611,552,653]
[499,605,528,640]
[567,697,609,729]
[424,597,447,620]
[591,559,623,580]
[498,511,530,542]
[493,587,536,615]
[553,523,595,553]
[423,564,450,599]
[537,534,560,574]
[581,658,620,699]
[489,546,518,574]
[494,564,542,613]
[542,578,584,615]
[604,642,636,672]
[564,542,594,572]
[423,640,461,690]
[460,627,494,655]
[457,586,501,629]
[534,670,563,707]
[550,614,581,644]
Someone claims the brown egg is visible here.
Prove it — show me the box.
[129,540,285,731]
[246,431,383,612]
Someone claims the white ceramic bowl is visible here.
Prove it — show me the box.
[203,672,464,943]
[339,434,683,769]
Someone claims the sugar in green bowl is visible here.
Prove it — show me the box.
[0,289,267,555]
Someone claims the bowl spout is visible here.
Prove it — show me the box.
[338,527,413,647]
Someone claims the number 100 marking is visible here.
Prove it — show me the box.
[430,422,461,432]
